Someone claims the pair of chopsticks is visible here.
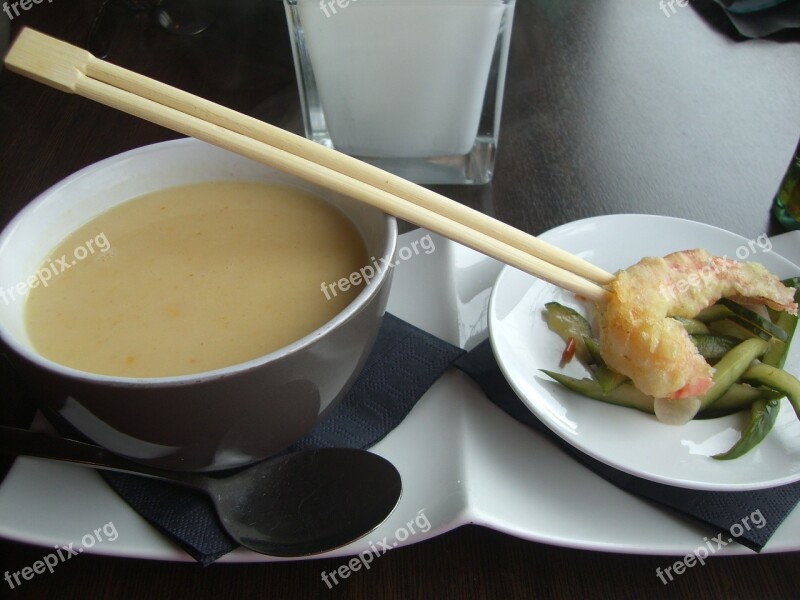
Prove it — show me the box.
[3,28,614,303]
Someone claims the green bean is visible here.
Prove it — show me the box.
[712,397,781,460]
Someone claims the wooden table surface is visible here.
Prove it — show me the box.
[1,1,799,598]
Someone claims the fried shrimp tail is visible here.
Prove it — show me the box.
[596,249,797,401]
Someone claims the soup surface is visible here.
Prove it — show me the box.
[25,181,368,377]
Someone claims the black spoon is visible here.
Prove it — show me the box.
[0,426,402,557]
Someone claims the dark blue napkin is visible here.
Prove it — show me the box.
[100,313,465,565]
[4,314,800,564]
[453,340,800,554]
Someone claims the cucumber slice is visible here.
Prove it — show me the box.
[762,338,788,369]
[581,335,628,391]
[716,298,788,342]
[699,384,783,419]
[696,304,734,323]
[673,317,710,334]
[713,397,781,460]
[765,278,800,368]
[775,309,798,341]
[708,318,772,342]
[690,334,739,361]
[781,276,800,290]
[697,338,770,411]
[728,316,777,341]
[540,370,655,414]
[742,362,800,420]
[594,365,628,395]
[583,336,604,367]
[544,302,592,364]
[541,370,775,419]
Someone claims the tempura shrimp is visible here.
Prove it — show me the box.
[596,249,798,400]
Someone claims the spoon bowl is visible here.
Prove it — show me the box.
[0,426,402,557]
[205,448,403,556]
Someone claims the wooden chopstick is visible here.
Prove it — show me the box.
[86,57,615,288]
[3,28,613,303]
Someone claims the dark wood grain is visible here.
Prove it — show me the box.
[1,526,800,600]
[1,0,800,598]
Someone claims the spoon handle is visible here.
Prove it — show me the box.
[0,425,200,488]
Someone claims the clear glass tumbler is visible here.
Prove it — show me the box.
[284,0,516,184]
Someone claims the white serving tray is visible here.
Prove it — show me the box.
[1,228,798,562]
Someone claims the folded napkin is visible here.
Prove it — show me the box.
[712,0,800,37]
[3,314,800,564]
[98,313,464,564]
[455,341,800,553]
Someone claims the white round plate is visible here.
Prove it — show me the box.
[489,214,800,491]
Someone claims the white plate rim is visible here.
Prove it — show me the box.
[488,213,800,491]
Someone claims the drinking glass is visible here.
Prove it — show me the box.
[284,0,516,184]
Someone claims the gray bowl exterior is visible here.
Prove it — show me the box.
[10,270,392,471]
[0,138,397,472]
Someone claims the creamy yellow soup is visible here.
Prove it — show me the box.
[24,181,368,377]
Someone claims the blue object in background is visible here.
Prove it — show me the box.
[713,0,800,36]
[720,0,790,14]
